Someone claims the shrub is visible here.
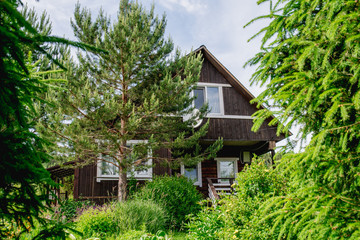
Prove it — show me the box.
[186,157,288,239]
[218,157,288,239]
[134,175,202,230]
[75,204,119,238]
[116,199,167,234]
[186,206,225,240]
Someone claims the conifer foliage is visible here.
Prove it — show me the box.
[0,0,65,236]
[247,0,360,238]
[55,0,221,201]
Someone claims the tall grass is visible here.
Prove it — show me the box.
[75,199,167,238]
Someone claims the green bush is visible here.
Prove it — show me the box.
[134,176,202,230]
[75,200,167,238]
[219,157,288,239]
[75,204,119,238]
[186,206,224,240]
[116,199,167,234]
[186,157,288,239]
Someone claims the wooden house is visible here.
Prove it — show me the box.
[48,45,286,202]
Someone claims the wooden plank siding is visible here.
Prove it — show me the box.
[223,87,258,116]
[199,57,228,84]
[74,148,172,202]
[203,118,282,142]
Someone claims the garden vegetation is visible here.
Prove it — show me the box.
[2,0,360,239]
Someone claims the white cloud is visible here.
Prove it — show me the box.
[157,0,207,13]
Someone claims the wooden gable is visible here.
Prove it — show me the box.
[194,45,286,145]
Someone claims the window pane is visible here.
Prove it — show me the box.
[101,155,117,175]
[207,87,220,113]
[219,161,235,178]
[194,88,205,109]
[184,166,198,182]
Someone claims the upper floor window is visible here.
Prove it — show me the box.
[97,140,152,182]
[193,84,225,115]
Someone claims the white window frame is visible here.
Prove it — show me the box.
[96,140,152,182]
[193,83,225,116]
[192,83,256,120]
[181,162,202,187]
[216,158,238,184]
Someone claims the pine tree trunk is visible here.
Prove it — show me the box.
[118,166,127,202]
[118,78,128,202]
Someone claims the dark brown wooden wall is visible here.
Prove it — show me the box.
[199,58,228,84]
[197,52,284,142]
[203,118,281,142]
[75,148,172,201]
[223,87,258,116]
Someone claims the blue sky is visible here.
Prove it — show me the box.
[22,0,271,97]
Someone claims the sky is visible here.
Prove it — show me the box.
[22,0,271,97]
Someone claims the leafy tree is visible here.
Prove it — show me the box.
[246,0,360,238]
[53,0,221,202]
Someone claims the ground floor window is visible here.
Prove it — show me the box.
[181,162,202,187]
[97,140,152,182]
[216,158,238,183]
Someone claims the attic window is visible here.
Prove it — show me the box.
[193,85,223,115]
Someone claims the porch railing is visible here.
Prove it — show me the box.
[207,177,235,202]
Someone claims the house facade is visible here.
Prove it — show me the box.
[48,46,286,201]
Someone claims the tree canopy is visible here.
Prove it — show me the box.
[247,0,360,238]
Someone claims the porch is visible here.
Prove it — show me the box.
[207,177,235,202]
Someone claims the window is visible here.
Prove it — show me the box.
[193,85,223,115]
[97,140,152,182]
[216,158,238,183]
[181,162,202,187]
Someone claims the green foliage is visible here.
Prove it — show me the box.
[186,206,224,240]
[186,158,287,239]
[75,204,119,238]
[0,0,58,236]
[245,0,360,238]
[134,176,202,230]
[140,230,170,240]
[116,199,167,234]
[3,217,79,240]
[115,229,148,240]
[53,199,94,223]
[75,200,167,238]
[0,1,102,238]
[218,158,287,239]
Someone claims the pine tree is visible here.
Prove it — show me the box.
[247,0,360,238]
[50,0,222,202]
